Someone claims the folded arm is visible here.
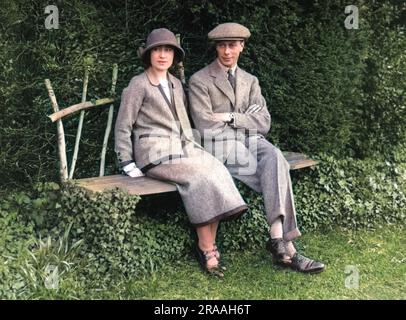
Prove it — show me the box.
[231,76,271,135]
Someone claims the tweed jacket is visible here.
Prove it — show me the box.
[188,60,271,162]
[114,72,200,171]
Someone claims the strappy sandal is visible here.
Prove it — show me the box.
[213,243,227,271]
[266,238,292,266]
[196,246,224,278]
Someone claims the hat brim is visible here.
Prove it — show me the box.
[210,37,247,41]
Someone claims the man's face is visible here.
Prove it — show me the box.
[216,40,244,68]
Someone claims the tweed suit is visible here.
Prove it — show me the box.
[189,60,301,241]
[114,71,247,226]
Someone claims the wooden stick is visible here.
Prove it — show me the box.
[48,97,115,122]
[99,64,118,177]
[176,34,186,85]
[45,79,68,182]
[69,67,90,179]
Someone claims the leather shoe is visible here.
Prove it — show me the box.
[289,253,325,274]
[265,238,291,265]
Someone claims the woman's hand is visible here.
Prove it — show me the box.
[123,162,144,178]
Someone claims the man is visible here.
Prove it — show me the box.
[188,22,325,273]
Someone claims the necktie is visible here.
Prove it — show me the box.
[228,69,236,92]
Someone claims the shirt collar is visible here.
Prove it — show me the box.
[216,58,238,76]
[159,78,169,87]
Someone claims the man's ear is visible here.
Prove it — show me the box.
[240,40,245,52]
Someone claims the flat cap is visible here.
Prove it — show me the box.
[208,22,251,41]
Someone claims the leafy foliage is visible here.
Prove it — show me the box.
[28,182,193,280]
[1,0,405,188]
[293,149,406,232]
[19,223,85,293]
[0,206,35,298]
[2,145,405,286]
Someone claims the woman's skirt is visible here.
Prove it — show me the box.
[146,144,247,226]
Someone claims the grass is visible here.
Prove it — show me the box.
[12,224,405,300]
[119,225,406,300]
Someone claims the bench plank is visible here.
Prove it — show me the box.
[76,175,177,195]
[75,152,317,195]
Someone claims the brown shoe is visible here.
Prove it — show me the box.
[266,238,292,265]
[289,253,325,274]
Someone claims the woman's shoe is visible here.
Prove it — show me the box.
[266,238,292,265]
[213,243,227,271]
[196,246,224,278]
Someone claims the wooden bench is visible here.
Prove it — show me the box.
[73,152,316,195]
[45,37,317,195]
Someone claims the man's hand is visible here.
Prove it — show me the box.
[245,104,263,114]
[212,113,232,122]
[123,162,144,178]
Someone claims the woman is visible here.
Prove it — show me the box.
[114,28,247,277]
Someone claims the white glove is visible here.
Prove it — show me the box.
[123,162,144,178]
[245,104,263,114]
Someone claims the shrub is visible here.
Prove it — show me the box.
[293,150,406,231]
[2,146,405,281]
[1,0,405,187]
[0,203,35,298]
[38,182,193,280]
[19,224,85,292]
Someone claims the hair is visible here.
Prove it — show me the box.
[142,45,182,69]
[214,39,245,47]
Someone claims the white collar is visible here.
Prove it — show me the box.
[159,78,169,87]
[216,58,238,76]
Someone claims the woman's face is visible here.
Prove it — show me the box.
[150,45,175,72]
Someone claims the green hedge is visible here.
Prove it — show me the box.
[2,146,405,281]
[293,151,406,231]
[1,0,405,188]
